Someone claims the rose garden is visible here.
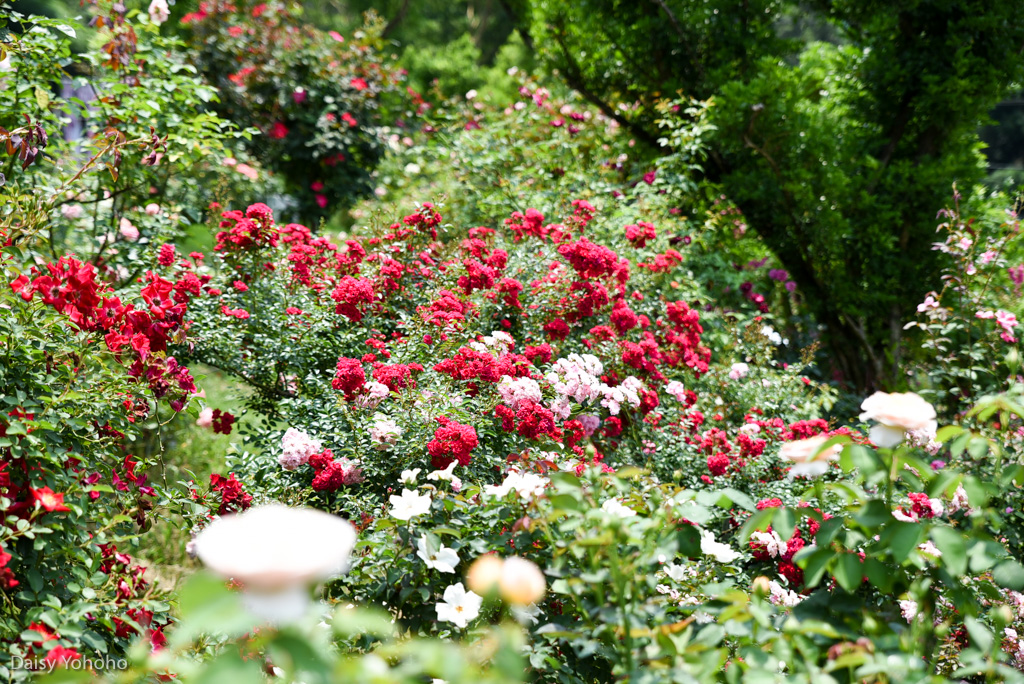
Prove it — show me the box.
[3,0,1024,682]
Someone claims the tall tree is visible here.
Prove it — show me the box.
[527,0,1024,390]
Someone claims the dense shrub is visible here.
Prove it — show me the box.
[182,0,406,223]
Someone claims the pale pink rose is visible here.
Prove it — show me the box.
[148,0,170,24]
[61,204,83,220]
[119,218,139,241]
[779,435,842,478]
[145,203,160,216]
[859,391,936,448]
[235,164,259,181]
[196,407,214,428]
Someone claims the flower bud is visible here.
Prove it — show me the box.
[751,575,771,597]
[498,556,545,606]
[466,554,504,596]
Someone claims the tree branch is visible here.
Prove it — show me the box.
[551,30,660,149]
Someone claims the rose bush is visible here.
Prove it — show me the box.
[5,3,1024,682]
[182,0,406,222]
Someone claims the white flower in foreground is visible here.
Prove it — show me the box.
[417,536,460,573]
[859,391,936,448]
[699,530,741,563]
[193,505,357,622]
[601,498,637,517]
[435,582,482,628]
[400,468,421,485]
[389,489,432,520]
[779,435,842,478]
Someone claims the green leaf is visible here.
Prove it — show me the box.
[863,558,893,592]
[547,494,581,511]
[842,445,883,476]
[774,507,796,542]
[854,500,891,529]
[719,487,755,511]
[34,86,50,110]
[964,616,993,654]
[736,507,776,545]
[931,527,967,576]
[796,546,833,588]
[194,651,265,684]
[884,522,923,563]
[993,560,1024,590]
[832,553,863,593]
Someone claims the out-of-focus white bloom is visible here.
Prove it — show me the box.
[900,599,918,622]
[917,541,942,559]
[761,325,783,345]
[416,536,460,573]
[860,391,936,448]
[484,470,548,501]
[779,435,842,478]
[194,505,357,623]
[728,362,749,380]
[279,427,322,470]
[465,89,478,100]
[510,602,541,625]
[427,461,462,491]
[601,498,637,518]
[499,557,546,605]
[389,489,431,520]
[148,0,170,24]
[739,423,761,436]
[435,583,482,628]
[400,468,421,485]
[466,555,504,595]
[700,530,741,563]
